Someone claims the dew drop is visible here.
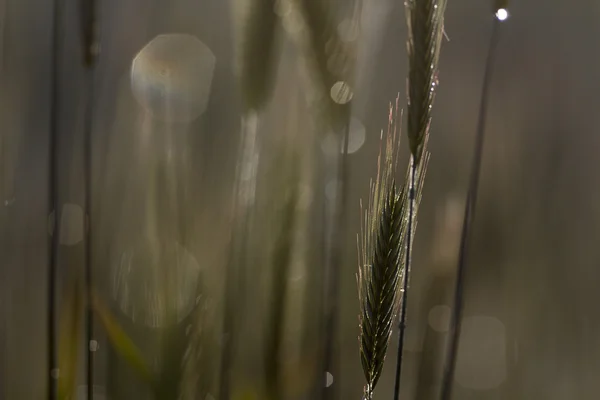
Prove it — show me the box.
[496,8,509,21]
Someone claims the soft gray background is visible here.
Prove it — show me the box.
[1,0,600,399]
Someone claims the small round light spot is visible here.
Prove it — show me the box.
[111,240,202,328]
[321,117,366,155]
[330,81,353,105]
[428,305,451,332]
[89,340,99,352]
[325,371,334,387]
[131,34,216,122]
[345,118,366,154]
[495,8,509,21]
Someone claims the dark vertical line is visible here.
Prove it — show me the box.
[81,1,99,399]
[321,108,350,400]
[84,68,95,400]
[48,0,63,398]
[439,16,500,400]
[393,156,416,400]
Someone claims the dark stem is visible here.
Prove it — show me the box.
[439,17,500,400]
[265,184,296,400]
[321,110,351,400]
[393,156,417,400]
[48,0,62,398]
[81,1,99,398]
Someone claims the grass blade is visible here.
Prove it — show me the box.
[90,291,154,384]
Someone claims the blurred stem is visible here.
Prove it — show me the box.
[265,174,298,400]
[219,113,260,400]
[48,0,63,398]
[439,16,501,400]
[80,0,99,397]
[321,106,350,400]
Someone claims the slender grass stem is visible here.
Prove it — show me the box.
[48,0,63,398]
[439,15,501,400]
[218,114,260,400]
[321,112,351,400]
[393,157,416,400]
[81,1,99,398]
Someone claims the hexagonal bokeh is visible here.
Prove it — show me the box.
[131,33,216,122]
[111,238,202,328]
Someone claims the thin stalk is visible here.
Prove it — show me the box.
[439,16,501,400]
[218,114,260,400]
[265,170,298,400]
[393,157,416,400]
[80,1,99,398]
[321,112,351,400]
[48,0,63,398]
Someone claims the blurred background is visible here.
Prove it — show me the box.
[2,0,600,399]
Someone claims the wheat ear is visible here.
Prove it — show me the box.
[358,109,402,400]
[405,0,447,163]
[358,103,427,400]
[394,1,447,399]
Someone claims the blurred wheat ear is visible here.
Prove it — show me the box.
[239,0,280,112]
[296,0,355,130]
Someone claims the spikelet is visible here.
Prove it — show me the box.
[405,0,447,161]
[358,101,428,399]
